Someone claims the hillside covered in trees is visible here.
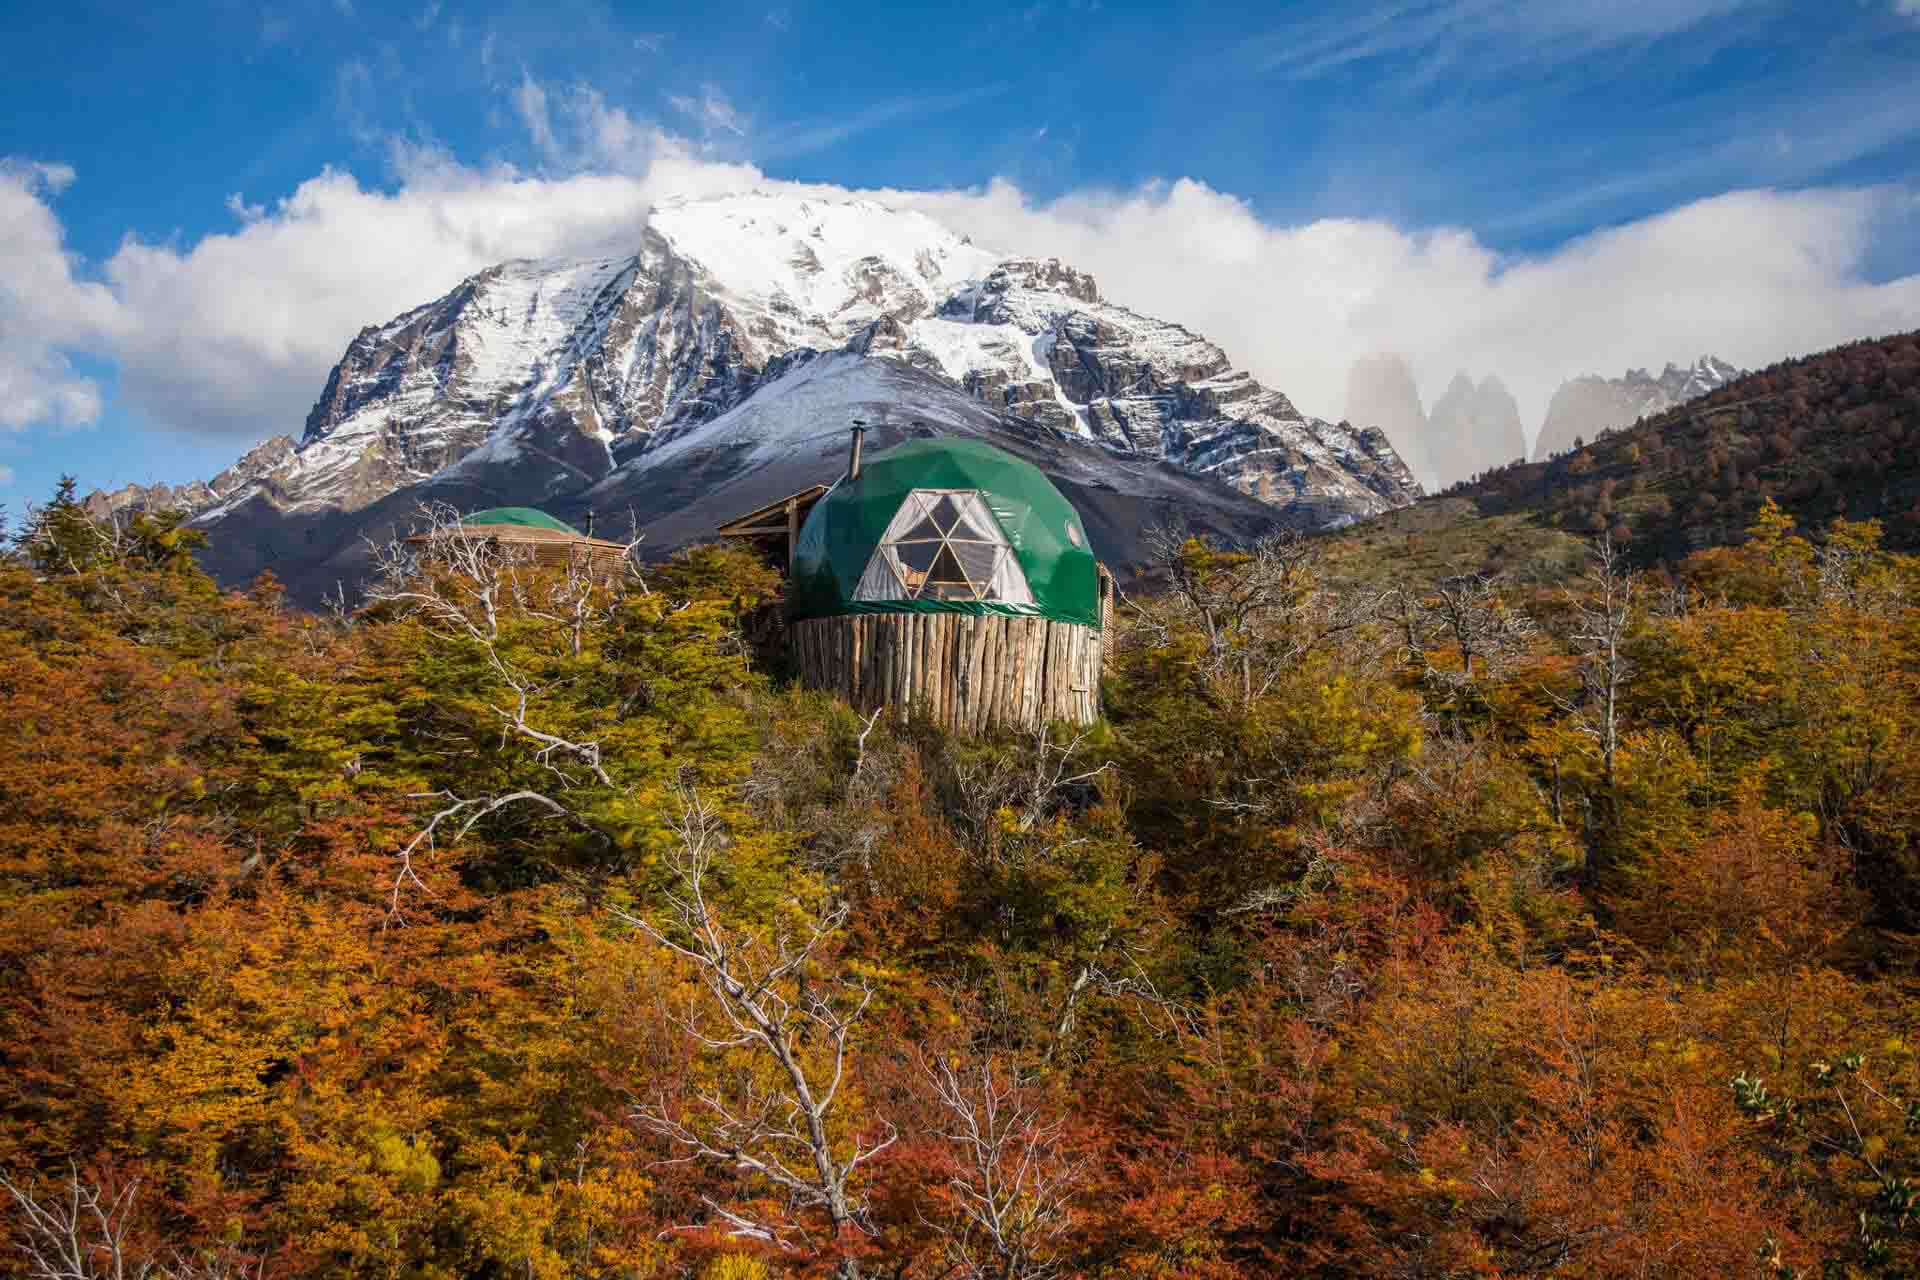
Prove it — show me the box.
[1327,330,1920,587]
[4,475,1920,1279]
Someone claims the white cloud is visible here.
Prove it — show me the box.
[0,465,15,487]
[1898,0,1919,18]
[891,177,1920,438]
[667,85,749,139]
[512,73,557,160]
[0,160,120,430]
[92,139,757,440]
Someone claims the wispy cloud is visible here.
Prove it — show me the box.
[1245,0,1750,81]
[757,84,1009,159]
[334,59,379,144]
[667,85,750,139]
[1899,0,1920,19]
[633,31,666,53]
[513,72,558,157]
[1477,75,1920,238]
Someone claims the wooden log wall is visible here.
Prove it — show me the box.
[792,614,1102,731]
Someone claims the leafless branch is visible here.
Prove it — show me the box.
[919,1054,1080,1280]
[614,790,893,1274]
[1394,572,1537,689]
[0,1167,262,1280]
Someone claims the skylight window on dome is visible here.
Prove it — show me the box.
[852,489,1034,606]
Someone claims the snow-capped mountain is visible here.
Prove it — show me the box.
[191,353,1297,603]
[186,193,1416,521]
[130,192,1428,601]
[1531,356,1743,461]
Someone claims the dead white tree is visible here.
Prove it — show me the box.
[1545,534,1642,875]
[1395,572,1537,689]
[614,791,894,1276]
[0,1168,261,1280]
[1560,535,1637,791]
[0,1169,148,1280]
[950,724,1110,855]
[920,1055,1080,1280]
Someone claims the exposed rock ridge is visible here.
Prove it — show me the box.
[1428,372,1525,484]
[84,435,296,522]
[1532,355,1743,461]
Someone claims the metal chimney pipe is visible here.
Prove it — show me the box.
[848,420,867,481]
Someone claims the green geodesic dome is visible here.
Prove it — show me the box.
[789,437,1101,628]
[461,507,581,534]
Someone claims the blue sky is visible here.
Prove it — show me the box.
[4,0,1920,512]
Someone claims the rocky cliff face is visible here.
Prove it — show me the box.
[1532,356,1742,461]
[1344,353,1432,490]
[891,257,1417,512]
[1427,373,1525,484]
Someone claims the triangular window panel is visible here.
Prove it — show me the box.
[854,548,906,600]
[897,540,943,571]
[947,493,1000,542]
[927,543,969,585]
[949,540,1000,585]
[902,514,945,542]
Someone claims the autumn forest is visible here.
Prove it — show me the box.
[5,459,1920,1279]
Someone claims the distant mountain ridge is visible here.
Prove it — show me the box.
[1531,356,1743,462]
[1339,354,1741,489]
[83,436,294,523]
[90,192,1425,601]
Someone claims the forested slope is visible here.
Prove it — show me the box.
[3,479,1920,1277]
[1324,330,1920,586]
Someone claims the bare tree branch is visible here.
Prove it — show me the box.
[919,1053,1080,1280]
[614,790,893,1277]
[1,1167,262,1280]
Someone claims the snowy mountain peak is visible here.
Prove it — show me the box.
[648,191,1001,340]
[177,193,1420,565]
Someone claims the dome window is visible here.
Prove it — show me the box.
[853,489,1034,605]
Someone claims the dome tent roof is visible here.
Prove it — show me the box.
[460,507,581,535]
[790,437,1101,628]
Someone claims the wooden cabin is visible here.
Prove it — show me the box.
[779,435,1108,731]
[406,507,630,579]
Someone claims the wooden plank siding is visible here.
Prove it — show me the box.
[791,614,1102,731]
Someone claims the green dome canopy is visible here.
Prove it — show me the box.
[460,507,581,535]
[790,438,1101,629]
